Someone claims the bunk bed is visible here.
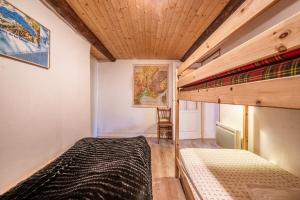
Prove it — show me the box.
[175,1,300,200]
[0,137,152,200]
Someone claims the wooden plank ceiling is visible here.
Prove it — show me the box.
[66,0,230,60]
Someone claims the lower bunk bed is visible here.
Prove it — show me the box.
[177,148,300,200]
[0,136,152,200]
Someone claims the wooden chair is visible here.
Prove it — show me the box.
[157,107,173,144]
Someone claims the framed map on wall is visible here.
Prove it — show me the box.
[0,0,50,69]
[133,64,169,107]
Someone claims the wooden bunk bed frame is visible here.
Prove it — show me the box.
[175,1,300,199]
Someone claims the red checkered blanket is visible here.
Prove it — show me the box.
[182,48,300,90]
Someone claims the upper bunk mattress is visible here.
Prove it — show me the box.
[180,148,300,200]
[1,136,152,200]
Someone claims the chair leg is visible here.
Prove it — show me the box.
[171,126,173,144]
[157,125,160,144]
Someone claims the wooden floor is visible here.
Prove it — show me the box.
[148,138,218,200]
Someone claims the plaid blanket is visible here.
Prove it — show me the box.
[0,137,152,200]
[182,48,300,90]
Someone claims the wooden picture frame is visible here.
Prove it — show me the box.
[0,0,50,69]
[133,64,169,108]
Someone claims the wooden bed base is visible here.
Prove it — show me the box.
[178,75,300,109]
[176,157,196,200]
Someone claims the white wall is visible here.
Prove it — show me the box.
[202,103,219,138]
[220,105,300,176]
[179,101,201,139]
[219,0,300,177]
[221,0,300,54]
[0,0,91,193]
[248,107,300,177]
[98,59,177,137]
[179,100,219,139]
[97,59,219,139]
[90,57,99,137]
[220,104,244,137]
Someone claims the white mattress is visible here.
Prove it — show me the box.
[180,148,300,200]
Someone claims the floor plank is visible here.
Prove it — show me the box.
[148,138,185,200]
[147,138,218,200]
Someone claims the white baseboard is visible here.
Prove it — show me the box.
[98,131,209,139]
[98,132,156,138]
[97,131,214,140]
[180,131,201,140]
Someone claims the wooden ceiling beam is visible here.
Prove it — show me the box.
[44,0,116,61]
[180,0,245,62]
[90,46,110,62]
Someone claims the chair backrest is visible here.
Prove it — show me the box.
[157,108,171,122]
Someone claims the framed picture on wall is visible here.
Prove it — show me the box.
[0,0,50,69]
[133,64,169,107]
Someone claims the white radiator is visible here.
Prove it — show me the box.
[216,122,241,149]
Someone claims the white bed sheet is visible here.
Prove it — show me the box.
[180,148,300,200]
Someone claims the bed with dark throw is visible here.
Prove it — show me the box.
[0,136,152,200]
